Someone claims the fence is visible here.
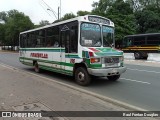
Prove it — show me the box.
[1,46,19,51]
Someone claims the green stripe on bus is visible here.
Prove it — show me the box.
[65,54,80,58]
[95,52,123,56]
[19,57,74,67]
[20,48,65,52]
[39,65,73,76]
[20,57,102,69]
[21,61,73,75]
[22,61,33,66]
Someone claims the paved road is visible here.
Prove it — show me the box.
[0,52,160,111]
[0,57,153,120]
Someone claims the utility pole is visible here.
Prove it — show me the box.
[60,0,61,19]
[47,8,58,20]
[58,7,60,20]
[46,0,61,20]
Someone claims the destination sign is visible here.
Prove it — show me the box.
[81,23,100,32]
[88,16,110,25]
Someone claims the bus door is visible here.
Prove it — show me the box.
[19,48,25,63]
[60,28,70,70]
[19,34,27,63]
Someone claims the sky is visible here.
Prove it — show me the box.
[0,0,99,24]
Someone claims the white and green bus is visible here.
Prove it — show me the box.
[19,15,126,86]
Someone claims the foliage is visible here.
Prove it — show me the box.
[134,9,160,33]
[92,0,136,45]
[39,20,50,27]
[61,13,76,21]
[77,11,90,16]
[53,11,91,23]
[0,23,5,45]
[0,10,34,46]
[0,0,160,46]
[92,0,160,45]
[0,11,8,22]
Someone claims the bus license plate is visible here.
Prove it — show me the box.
[105,63,118,67]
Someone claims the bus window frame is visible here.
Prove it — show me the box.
[80,22,101,47]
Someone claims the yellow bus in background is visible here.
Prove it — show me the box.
[122,33,160,59]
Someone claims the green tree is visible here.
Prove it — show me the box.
[135,9,160,33]
[108,0,133,15]
[139,0,160,8]
[126,0,160,11]
[4,10,34,46]
[0,11,8,23]
[77,11,90,16]
[92,0,113,16]
[92,1,99,9]
[0,23,5,45]
[61,13,76,20]
[92,0,136,45]
[39,20,50,27]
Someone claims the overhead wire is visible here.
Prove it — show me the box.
[38,1,54,19]
[41,0,58,19]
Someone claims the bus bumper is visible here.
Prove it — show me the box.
[87,67,127,77]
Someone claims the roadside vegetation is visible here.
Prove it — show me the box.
[0,0,160,47]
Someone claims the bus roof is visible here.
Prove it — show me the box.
[20,15,114,34]
[124,33,160,38]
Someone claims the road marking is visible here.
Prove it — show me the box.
[120,78,151,85]
[0,63,148,111]
[127,68,160,74]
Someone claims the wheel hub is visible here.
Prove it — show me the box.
[78,72,85,81]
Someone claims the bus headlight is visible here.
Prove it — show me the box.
[90,58,100,63]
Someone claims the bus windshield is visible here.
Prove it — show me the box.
[80,23,101,47]
[102,26,114,47]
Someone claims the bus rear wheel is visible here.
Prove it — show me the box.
[107,75,120,81]
[75,67,91,86]
[34,62,40,73]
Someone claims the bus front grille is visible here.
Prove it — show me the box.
[104,57,119,63]
[103,57,120,67]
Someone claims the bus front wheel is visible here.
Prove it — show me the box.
[107,75,120,81]
[75,67,91,86]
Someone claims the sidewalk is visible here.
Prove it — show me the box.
[0,64,154,120]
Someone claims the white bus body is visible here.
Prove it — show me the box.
[19,15,126,86]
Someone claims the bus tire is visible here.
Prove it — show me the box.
[75,67,91,86]
[107,75,120,81]
[134,52,141,59]
[34,62,40,73]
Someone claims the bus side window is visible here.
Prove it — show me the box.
[63,21,78,53]
[53,41,59,47]
[20,34,25,48]
[66,32,70,53]
[61,32,65,47]
[70,25,78,53]
[134,36,145,45]
[147,35,160,45]
[46,26,60,47]
[127,38,132,46]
